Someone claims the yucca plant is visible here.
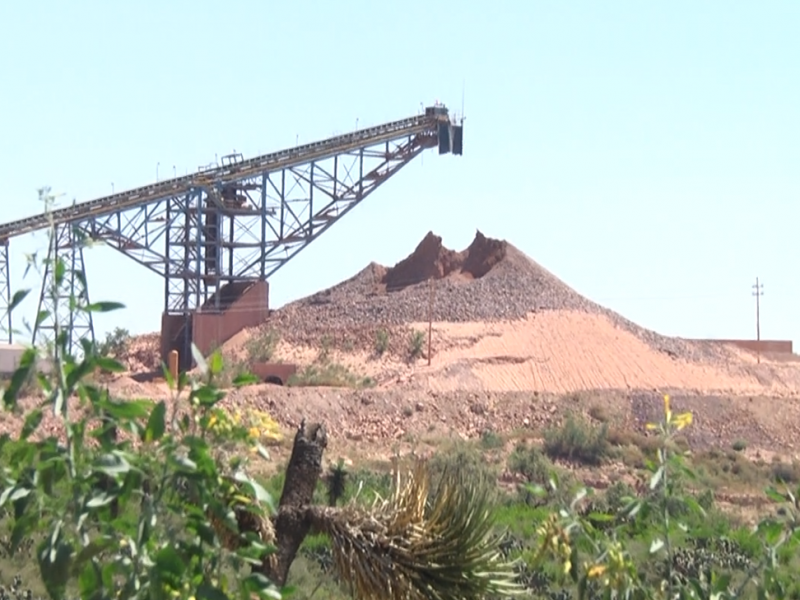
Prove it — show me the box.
[307,461,522,600]
[326,460,349,507]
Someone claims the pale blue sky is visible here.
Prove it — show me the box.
[1,1,798,345]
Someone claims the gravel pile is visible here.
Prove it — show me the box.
[271,232,730,364]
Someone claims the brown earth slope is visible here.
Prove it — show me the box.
[109,230,800,455]
[257,230,800,397]
[272,230,728,362]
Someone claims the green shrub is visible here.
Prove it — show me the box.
[543,412,610,465]
[771,461,800,484]
[409,330,425,359]
[96,326,131,358]
[245,327,280,361]
[374,329,390,356]
[427,442,497,499]
[288,360,374,388]
[508,442,556,486]
[480,429,504,450]
[0,201,282,599]
[588,403,610,423]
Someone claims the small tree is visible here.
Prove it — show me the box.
[97,326,131,358]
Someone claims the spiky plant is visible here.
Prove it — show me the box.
[327,460,349,506]
[308,460,522,600]
[206,477,275,553]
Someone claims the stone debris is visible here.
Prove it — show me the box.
[269,230,728,364]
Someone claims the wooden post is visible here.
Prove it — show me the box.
[169,349,179,382]
[427,277,435,366]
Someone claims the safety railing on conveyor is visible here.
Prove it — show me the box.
[0,112,443,241]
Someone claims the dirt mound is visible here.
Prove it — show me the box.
[461,231,508,278]
[120,332,161,373]
[278,230,592,326]
[381,230,507,290]
[382,232,462,291]
[269,230,732,368]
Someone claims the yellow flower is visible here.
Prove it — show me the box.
[587,564,607,579]
[663,394,671,422]
[672,411,693,430]
[208,414,218,429]
[248,426,260,440]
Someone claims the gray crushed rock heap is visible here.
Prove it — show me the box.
[271,230,727,364]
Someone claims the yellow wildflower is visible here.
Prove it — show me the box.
[672,411,693,430]
[663,394,671,422]
[587,564,607,578]
[248,426,260,440]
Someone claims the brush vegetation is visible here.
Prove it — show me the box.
[2,192,800,599]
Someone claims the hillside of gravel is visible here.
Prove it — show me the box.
[271,230,731,365]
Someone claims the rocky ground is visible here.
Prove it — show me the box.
[26,230,800,464]
[268,231,730,366]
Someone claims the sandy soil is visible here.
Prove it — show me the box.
[259,311,800,398]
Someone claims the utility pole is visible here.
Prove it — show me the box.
[427,277,436,366]
[752,277,764,363]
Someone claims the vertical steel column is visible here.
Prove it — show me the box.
[166,191,203,315]
[358,148,364,198]
[0,239,11,344]
[32,224,95,359]
[279,170,285,239]
[308,162,314,238]
[193,189,203,312]
[164,191,199,370]
[226,209,234,295]
[260,173,268,279]
[164,195,172,314]
[332,156,338,201]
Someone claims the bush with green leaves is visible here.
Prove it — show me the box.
[408,330,425,360]
[374,329,389,356]
[244,328,280,363]
[0,226,282,599]
[543,412,611,466]
[96,327,131,359]
[525,396,800,599]
[0,192,524,600]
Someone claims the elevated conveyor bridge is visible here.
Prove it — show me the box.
[0,103,464,365]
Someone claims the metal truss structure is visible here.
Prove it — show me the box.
[31,224,95,358]
[0,103,463,354]
[0,240,10,344]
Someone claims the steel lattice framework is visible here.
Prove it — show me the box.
[0,240,10,344]
[33,225,96,356]
[0,103,463,355]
